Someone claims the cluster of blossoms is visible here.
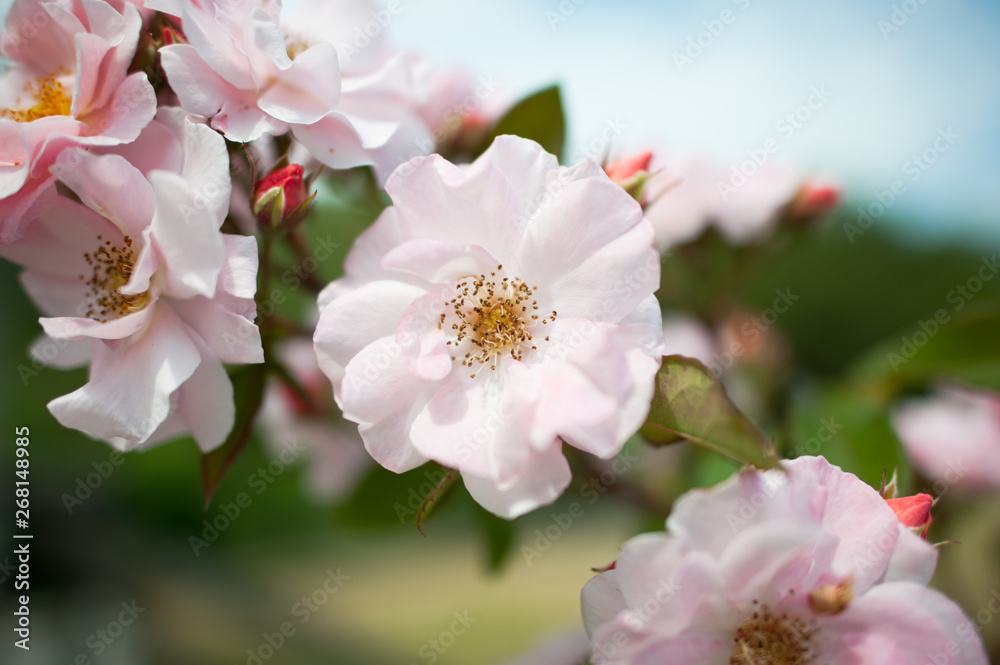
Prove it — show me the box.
[0,0,847,512]
[0,1,993,662]
[0,0,498,453]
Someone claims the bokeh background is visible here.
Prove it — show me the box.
[2,1,1000,664]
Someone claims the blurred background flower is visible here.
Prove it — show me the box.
[1,1,999,664]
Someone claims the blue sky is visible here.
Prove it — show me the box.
[3,0,997,246]
[382,0,1000,247]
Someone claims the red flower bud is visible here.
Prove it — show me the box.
[885,493,933,538]
[788,180,840,221]
[161,25,185,46]
[605,151,653,185]
[252,164,316,229]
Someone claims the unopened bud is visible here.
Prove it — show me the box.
[885,493,933,538]
[252,164,316,229]
[605,151,653,202]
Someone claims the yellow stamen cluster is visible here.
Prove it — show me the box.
[285,36,309,60]
[439,265,556,377]
[1,73,71,123]
[730,600,817,665]
[80,235,150,321]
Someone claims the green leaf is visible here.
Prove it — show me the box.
[337,463,453,529]
[784,386,911,492]
[486,85,565,160]
[645,355,778,469]
[473,503,514,573]
[415,469,459,535]
[849,303,1000,396]
[200,363,267,509]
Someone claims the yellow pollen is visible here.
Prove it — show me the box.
[79,235,150,321]
[441,265,551,377]
[729,601,816,665]
[1,73,72,123]
[285,36,310,60]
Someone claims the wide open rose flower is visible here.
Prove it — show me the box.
[314,135,664,518]
[0,113,263,451]
[0,0,156,243]
[581,456,987,665]
[156,0,431,181]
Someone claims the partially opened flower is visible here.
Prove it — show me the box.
[0,115,262,451]
[891,385,1000,490]
[581,456,987,665]
[156,0,431,181]
[641,153,836,251]
[314,135,664,518]
[0,0,157,243]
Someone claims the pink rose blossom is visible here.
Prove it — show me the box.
[0,114,262,451]
[891,385,1000,490]
[157,0,431,181]
[641,153,835,250]
[0,0,157,244]
[581,456,986,665]
[314,135,664,518]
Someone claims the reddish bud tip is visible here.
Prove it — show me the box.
[790,180,840,220]
[253,164,313,229]
[885,493,934,537]
[605,151,653,185]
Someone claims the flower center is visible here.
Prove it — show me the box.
[284,34,310,60]
[80,235,150,321]
[1,73,71,123]
[442,265,556,377]
[730,602,816,665]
